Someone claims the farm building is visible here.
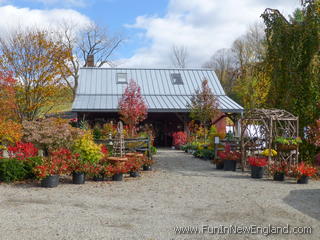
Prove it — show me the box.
[72,67,243,146]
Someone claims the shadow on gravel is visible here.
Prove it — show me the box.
[283,189,320,221]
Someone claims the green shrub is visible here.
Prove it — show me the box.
[0,156,43,182]
[0,158,27,182]
[193,149,215,159]
[23,157,43,179]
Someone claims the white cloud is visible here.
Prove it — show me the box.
[29,0,87,8]
[122,0,301,68]
[0,5,92,36]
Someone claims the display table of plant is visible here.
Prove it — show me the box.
[248,156,268,178]
[275,137,302,151]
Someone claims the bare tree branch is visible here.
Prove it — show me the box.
[170,45,189,68]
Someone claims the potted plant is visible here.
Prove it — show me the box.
[33,154,68,188]
[261,149,277,158]
[142,156,154,171]
[275,137,302,151]
[292,162,317,184]
[89,164,107,181]
[217,150,240,171]
[248,156,268,179]
[125,155,142,178]
[107,163,128,181]
[269,161,287,181]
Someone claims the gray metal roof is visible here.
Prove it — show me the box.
[72,68,243,113]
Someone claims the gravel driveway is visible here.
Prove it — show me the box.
[0,149,319,240]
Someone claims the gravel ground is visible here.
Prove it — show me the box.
[0,149,319,240]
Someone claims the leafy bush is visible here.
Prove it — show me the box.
[0,158,27,182]
[172,131,187,147]
[193,149,215,159]
[0,119,22,146]
[22,118,84,153]
[72,131,103,164]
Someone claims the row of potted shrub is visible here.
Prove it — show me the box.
[213,148,317,184]
[0,141,154,188]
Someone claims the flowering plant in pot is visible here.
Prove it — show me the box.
[141,156,154,171]
[89,164,110,181]
[33,152,69,188]
[292,162,317,184]
[107,163,128,181]
[217,150,241,171]
[268,161,287,181]
[261,149,277,157]
[124,156,142,177]
[248,156,268,179]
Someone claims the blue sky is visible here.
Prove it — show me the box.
[0,0,301,67]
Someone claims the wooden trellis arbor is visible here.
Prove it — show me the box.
[240,109,299,170]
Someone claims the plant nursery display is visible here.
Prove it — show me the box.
[248,156,268,179]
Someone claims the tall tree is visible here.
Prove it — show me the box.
[203,48,237,95]
[0,30,72,121]
[118,80,148,136]
[171,45,189,68]
[0,71,17,120]
[262,0,320,133]
[58,23,124,98]
[189,79,219,140]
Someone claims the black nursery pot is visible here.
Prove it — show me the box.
[72,172,85,184]
[251,166,264,179]
[112,173,123,181]
[297,175,309,184]
[41,175,59,188]
[93,175,105,181]
[273,172,285,181]
[143,165,152,171]
[216,162,224,170]
[223,160,236,171]
[130,171,140,178]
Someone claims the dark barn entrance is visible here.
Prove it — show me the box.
[77,112,188,147]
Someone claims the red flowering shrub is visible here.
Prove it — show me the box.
[172,131,187,147]
[142,156,154,167]
[7,142,38,160]
[125,156,143,172]
[106,163,128,175]
[33,148,71,179]
[217,150,241,161]
[291,162,317,178]
[248,156,268,167]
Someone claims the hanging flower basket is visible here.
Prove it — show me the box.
[277,144,297,151]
